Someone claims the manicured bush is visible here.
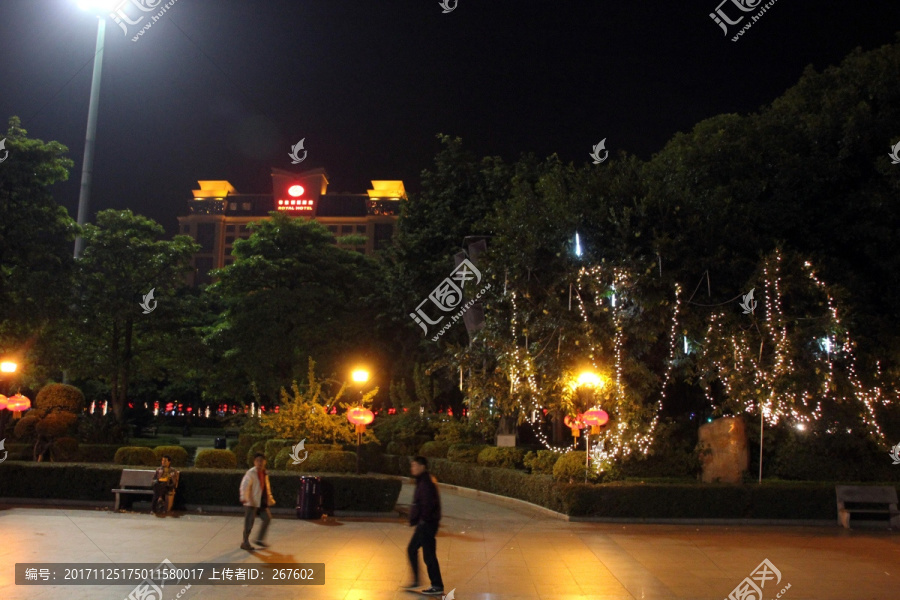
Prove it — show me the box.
[232,434,270,468]
[194,449,238,469]
[78,445,122,463]
[552,451,597,482]
[447,443,487,463]
[122,437,180,448]
[524,450,561,474]
[114,446,158,466]
[246,440,269,467]
[4,443,32,461]
[285,451,356,473]
[477,446,526,469]
[35,412,78,438]
[265,439,294,465]
[153,446,189,468]
[429,459,565,511]
[418,441,450,458]
[35,383,85,413]
[51,437,80,462]
[13,415,40,441]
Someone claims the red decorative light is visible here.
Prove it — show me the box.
[583,408,609,427]
[388,408,397,415]
[165,402,174,412]
[6,393,31,412]
[0,395,7,410]
[274,406,280,413]
[288,185,304,197]
[564,414,586,438]
[346,407,374,426]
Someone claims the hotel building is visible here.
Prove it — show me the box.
[177,167,404,285]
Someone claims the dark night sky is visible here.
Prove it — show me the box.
[1,1,899,236]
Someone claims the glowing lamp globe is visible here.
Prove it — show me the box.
[7,393,31,418]
[583,408,609,434]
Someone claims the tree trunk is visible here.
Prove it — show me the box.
[552,409,564,444]
[121,315,133,418]
[111,319,124,423]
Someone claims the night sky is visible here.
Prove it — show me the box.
[1,1,899,235]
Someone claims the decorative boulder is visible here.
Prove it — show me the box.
[697,417,748,483]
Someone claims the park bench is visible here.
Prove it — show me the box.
[139,426,158,438]
[112,469,156,511]
[835,485,900,529]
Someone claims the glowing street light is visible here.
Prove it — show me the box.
[351,369,370,384]
[0,361,17,373]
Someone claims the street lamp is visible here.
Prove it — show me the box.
[347,368,372,473]
[571,370,606,482]
[72,1,118,257]
[0,360,19,435]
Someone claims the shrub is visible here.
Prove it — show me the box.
[447,443,487,463]
[35,412,78,438]
[477,446,526,469]
[51,437,80,462]
[265,439,294,465]
[194,449,238,469]
[272,444,347,470]
[78,414,127,444]
[552,451,597,482]
[114,447,157,466]
[232,434,270,468]
[35,383,85,413]
[246,440,269,467]
[13,415,41,441]
[285,451,356,473]
[153,446,189,467]
[434,419,483,444]
[524,450,561,474]
[418,441,450,458]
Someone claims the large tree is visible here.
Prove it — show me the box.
[57,210,198,422]
[205,212,378,403]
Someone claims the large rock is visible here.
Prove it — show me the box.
[697,417,748,483]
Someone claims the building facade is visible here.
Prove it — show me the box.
[177,167,404,285]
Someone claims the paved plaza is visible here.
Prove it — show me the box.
[1,483,899,600]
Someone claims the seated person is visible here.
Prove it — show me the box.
[152,455,179,514]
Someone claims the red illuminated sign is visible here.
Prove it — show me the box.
[288,185,304,197]
[277,198,314,212]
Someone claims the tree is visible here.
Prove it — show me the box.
[0,117,76,383]
[205,212,378,402]
[57,210,198,422]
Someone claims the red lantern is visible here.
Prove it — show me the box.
[564,414,585,437]
[0,395,7,410]
[347,407,375,433]
[7,393,31,418]
[583,408,609,434]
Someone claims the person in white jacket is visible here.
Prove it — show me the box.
[239,453,276,551]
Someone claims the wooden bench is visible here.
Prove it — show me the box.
[112,470,156,511]
[835,485,900,529]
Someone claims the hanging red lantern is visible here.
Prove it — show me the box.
[0,395,7,410]
[6,393,31,418]
[346,406,375,433]
[583,408,609,434]
[564,414,585,437]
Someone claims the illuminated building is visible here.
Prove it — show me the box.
[177,167,404,285]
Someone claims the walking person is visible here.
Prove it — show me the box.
[239,453,276,551]
[403,456,444,595]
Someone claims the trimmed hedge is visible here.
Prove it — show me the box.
[283,451,356,473]
[246,440,268,467]
[114,447,157,466]
[477,447,525,469]
[418,441,450,458]
[553,451,595,482]
[447,443,487,463]
[194,449,237,469]
[386,441,416,456]
[153,446,188,468]
[429,459,565,512]
[51,437,80,462]
[78,445,122,463]
[0,462,403,513]
[265,439,294,465]
[524,450,561,474]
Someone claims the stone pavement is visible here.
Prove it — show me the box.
[1,482,899,599]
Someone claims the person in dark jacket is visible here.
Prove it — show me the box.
[403,456,444,596]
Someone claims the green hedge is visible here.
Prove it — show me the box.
[447,443,487,463]
[264,439,294,465]
[194,449,238,469]
[0,462,402,512]
[429,459,565,511]
[524,450,561,474]
[78,445,121,463]
[153,446,188,468]
[282,451,357,473]
[114,447,157,466]
[477,447,525,469]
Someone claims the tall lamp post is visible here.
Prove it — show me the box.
[0,361,19,438]
[346,369,373,474]
[572,371,606,482]
[72,0,117,258]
